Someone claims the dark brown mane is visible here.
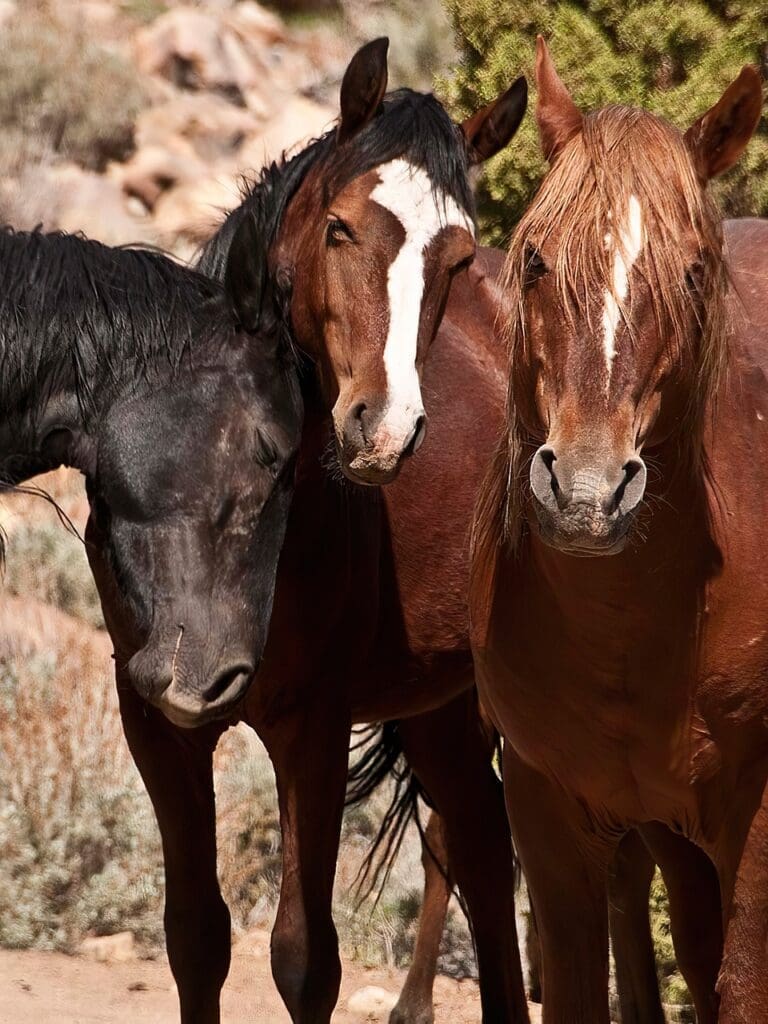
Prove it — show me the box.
[472,104,729,574]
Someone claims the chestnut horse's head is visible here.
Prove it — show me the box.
[222,39,527,485]
[505,38,762,556]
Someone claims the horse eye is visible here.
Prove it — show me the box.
[524,244,547,285]
[326,218,353,247]
[685,259,705,296]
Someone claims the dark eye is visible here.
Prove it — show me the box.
[524,243,547,285]
[326,218,353,247]
[256,430,279,470]
[451,252,475,275]
[685,258,705,296]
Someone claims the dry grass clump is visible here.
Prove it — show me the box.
[0,11,146,172]
[3,524,103,629]
[0,596,163,951]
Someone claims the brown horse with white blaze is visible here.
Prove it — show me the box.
[125,38,532,1024]
[472,36,766,1024]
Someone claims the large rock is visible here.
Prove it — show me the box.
[152,172,241,253]
[135,92,260,162]
[113,143,208,211]
[134,4,285,109]
[134,3,347,119]
[237,96,335,175]
[0,162,148,247]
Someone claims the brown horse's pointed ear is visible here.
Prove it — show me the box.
[684,66,763,181]
[337,37,389,145]
[460,76,528,166]
[535,35,583,162]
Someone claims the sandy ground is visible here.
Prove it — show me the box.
[0,938,544,1024]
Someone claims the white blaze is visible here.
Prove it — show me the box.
[370,158,474,445]
[602,194,644,380]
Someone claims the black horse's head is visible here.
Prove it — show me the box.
[0,230,302,728]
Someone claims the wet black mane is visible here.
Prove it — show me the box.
[197,89,475,286]
[0,228,231,430]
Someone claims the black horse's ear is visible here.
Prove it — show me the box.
[225,210,265,334]
[42,424,96,477]
[337,37,389,145]
[461,77,528,166]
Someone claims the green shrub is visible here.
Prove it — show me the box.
[649,869,691,1007]
[442,1,768,245]
[343,0,457,90]
[0,13,146,171]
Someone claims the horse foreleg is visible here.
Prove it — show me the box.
[503,744,612,1024]
[117,679,229,1024]
[261,702,351,1024]
[608,829,664,1024]
[397,691,529,1024]
[389,810,452,1024]
[639,822,722,1024]
[715,778,768,1024]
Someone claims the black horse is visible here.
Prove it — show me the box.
[0,226,302,723]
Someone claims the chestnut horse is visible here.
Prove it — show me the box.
[472,37,766,1024]
[123,38,532,1024]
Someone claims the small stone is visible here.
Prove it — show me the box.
[80,931,136,963]
[347,985,398,1019]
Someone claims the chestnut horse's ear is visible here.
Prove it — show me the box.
[460,76,528,165]
[684,66,763,181]
[535,35,583,163]
[337,37,389,145]
[225,210,266,334]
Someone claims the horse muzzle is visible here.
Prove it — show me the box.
[335,395,426,486]
[529,444,647,556]
[127,641,256,729]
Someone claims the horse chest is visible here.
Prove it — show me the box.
[476,558,699,817]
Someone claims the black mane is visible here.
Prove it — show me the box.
[197,89,475,286]
[0,228,231,429]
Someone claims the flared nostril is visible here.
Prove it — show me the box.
[200,663,254,706]
[343,400,370,448]
[530,445,565,511]
[402,414,427,459]
[608,457,647,514]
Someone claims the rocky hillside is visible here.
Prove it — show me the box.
[0,0,454,258]
[0,0,358,257]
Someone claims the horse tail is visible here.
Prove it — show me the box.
[346,722,433,906]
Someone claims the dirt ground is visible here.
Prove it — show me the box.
[0,937,543,1024]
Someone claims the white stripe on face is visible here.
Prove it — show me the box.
[602,194,644,381]
[370,158,474,445]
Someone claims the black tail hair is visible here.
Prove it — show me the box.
[346,722,435,907]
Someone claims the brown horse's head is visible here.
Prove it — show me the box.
[224,39,527,485]
[505,38,762,556]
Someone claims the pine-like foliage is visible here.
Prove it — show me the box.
[442,1,767,245]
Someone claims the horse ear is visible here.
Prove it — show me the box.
[337,37,389,145]
[535,35,583,163]
[225,211,266,334]
[684,66,763,181]
[460,77,528,165]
